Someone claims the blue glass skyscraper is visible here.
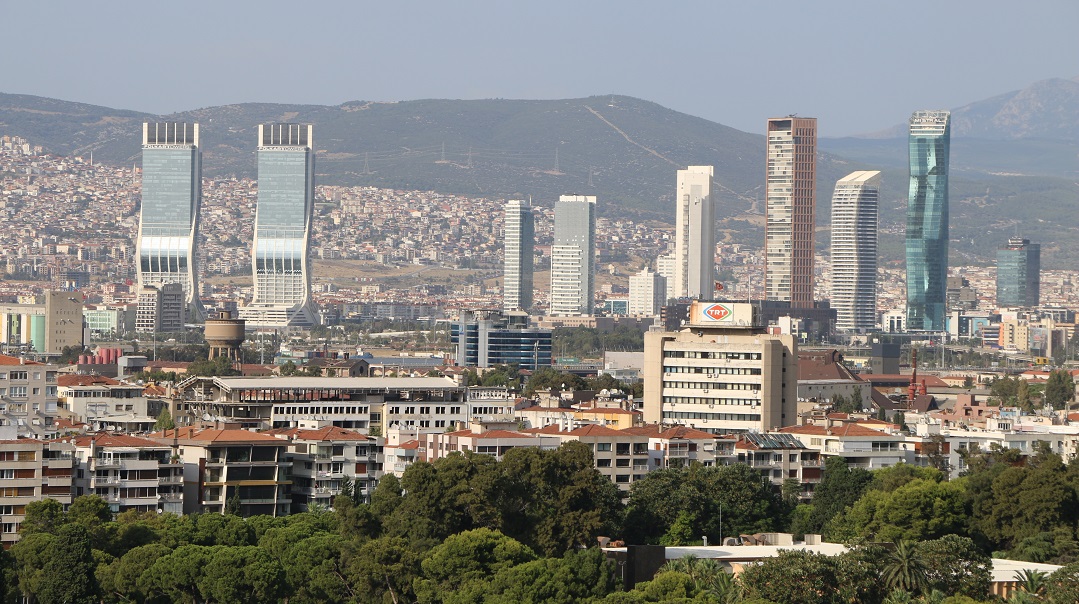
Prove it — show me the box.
[905,111,950,331]
[137,122,204,324]
[241,124,319,327]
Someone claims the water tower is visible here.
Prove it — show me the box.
[205,310,245,361]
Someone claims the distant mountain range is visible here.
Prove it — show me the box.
[1,79,1078,266]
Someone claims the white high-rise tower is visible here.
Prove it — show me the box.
[503,199,534,312]
[830,171,881,332]
[549,195,596,316]
[674,166,715,299]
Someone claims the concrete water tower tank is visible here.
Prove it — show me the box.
[204,310,246,361]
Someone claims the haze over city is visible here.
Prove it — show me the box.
[5,0,1078,136]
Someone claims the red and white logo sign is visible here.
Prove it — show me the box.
[701,303,731,321]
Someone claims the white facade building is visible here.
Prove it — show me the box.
[674,166,715,299]
[549,195,596,316]
[629,269,666,317]
[503,199,535,312]
[830,171,881,332]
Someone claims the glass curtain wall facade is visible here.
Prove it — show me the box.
[243,124,318,327]
[905,111,951,331]
[451,310,552,370]
[137,122,204,324]
[674,166,715,299]
[549,195,596,316]
[503,199,534,312]
[830,171,881,332]
[996,237,1040,307]
[765,118,817,308]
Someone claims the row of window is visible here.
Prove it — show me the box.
[664,366,762,375]
[388,406,462,416]
[663,351,762,360]
[663,411,762,422]
[663,381,762,391]
[273,405,370,415]
[663,396,762,406]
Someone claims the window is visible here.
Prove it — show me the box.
[596,459,612,467]
[596,443,612,452]
[10,371,27,380]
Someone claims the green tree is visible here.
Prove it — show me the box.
[186,355,241,377]
[38,524,99,604]
[200,545,287,604]
[739,549,840,604]
[1045,369,1075,409]
[807,457,873,535]
[413,528,536,602]
[140,544,215,603]
[881,540,929,595]
[829,478,969,543]
[154,407,176,430]
[9,531,56,600]
[480,547,618,604]
[343,536,421,604]
[1047,561,1079,604]
[917,535,991,600]
[19,498,65,536]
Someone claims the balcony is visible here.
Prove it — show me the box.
[158,492,183,503]
[93,459,122,469]
[158,475,184,486]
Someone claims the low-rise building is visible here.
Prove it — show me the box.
[0,437,74,547]
[271,426,383,510]
[72,434,183,514]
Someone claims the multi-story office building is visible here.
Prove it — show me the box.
[0,291,84,354]
[451,309,552,370]
[906,110,951,331]
[830,171,881,332]
[628,269,667,317]
[503,199,535,312]
[765,117,817,308]
[0,437,74,547]
[84,304,136,338]
[997,236,1040,308]
[550,195,597,316]
[656,253,677,303]
[643,302,798,434]
[241,124,319,328]
[135,283,184,333]
[674,166,715,299]
[137,121,204,324]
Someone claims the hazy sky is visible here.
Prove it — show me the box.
[5,1,1077,137]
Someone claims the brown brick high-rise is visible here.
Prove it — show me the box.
[765,117,817,309]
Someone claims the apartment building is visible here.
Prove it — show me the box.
[0,355,60,438]
[58,374,160,432]
[271,426,383,510]
[778,422,912,470]
[422,425,560,464]
[734,432,822,500]
[72,434,183,514]
[0,436,74,547]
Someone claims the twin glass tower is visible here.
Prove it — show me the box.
[137,122,318,328]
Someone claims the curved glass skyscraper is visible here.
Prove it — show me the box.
[905,110,950,332]
[241,124,319,327]
[137,122,204,324]
[831,171,880,332]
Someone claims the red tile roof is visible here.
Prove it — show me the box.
[58,374,119,387]
[148,427,284,444]
[620,424,716,440]
[779,423,889,437]
[74,433,168,448]
[567,424,625,437]
[270,426,372,442]
[0,354,42,366]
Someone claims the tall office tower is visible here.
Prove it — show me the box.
[628,268,667,317]
[503,199,535,312]
[997,236,1041,308]
[241,124,319,328]
[674,166,715,299]
[137,122,204,324]
[765,117,817,308]
[656,253,677,302]
[549,195,597,316]
[830,171,881,332]
[906,110,951,331]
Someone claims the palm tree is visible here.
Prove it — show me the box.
[881,540,929,595]
[882,590,915,604]
[1015,568,1048,595]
